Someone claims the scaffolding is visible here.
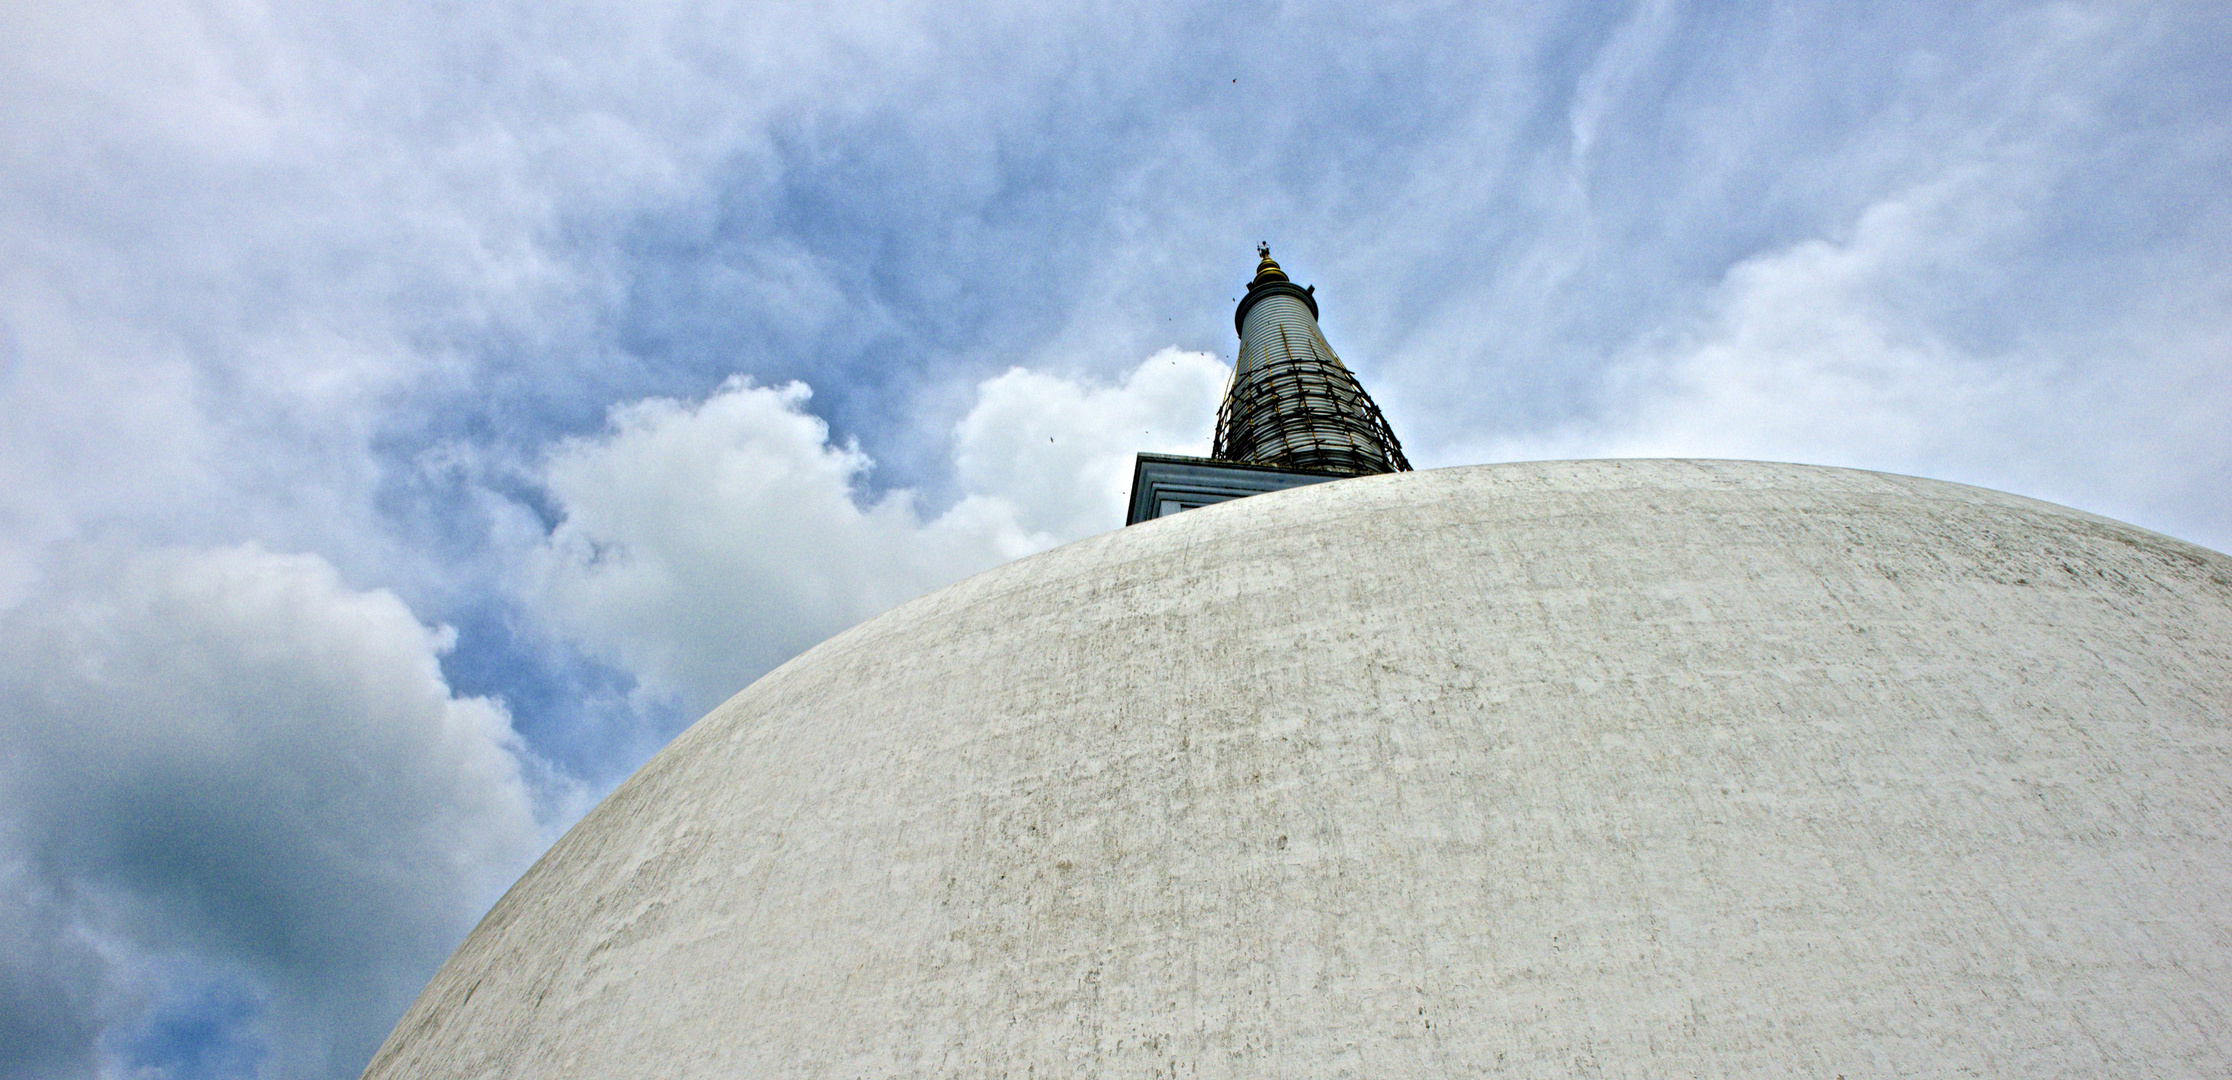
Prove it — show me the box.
[1213,277,1410,477]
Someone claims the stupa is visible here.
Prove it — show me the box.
[364,254,2232,1078]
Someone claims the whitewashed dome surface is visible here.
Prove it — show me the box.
[367,460,2232,1078]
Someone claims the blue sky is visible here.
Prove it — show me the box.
[2,0,2227,1075]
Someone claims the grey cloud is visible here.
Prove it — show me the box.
[0,867,103,1080]
[0,545,543,1078]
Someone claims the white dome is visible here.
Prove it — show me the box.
[367,460,2232,1077]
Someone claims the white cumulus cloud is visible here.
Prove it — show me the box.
[527,348,1227,719]
[954,347,1230,540]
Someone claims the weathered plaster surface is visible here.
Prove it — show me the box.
[366,460,2232,1078]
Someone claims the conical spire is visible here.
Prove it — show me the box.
[1214,245,1410,476]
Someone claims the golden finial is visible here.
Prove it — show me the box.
[1252,242,1288,284]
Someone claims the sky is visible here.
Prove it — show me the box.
[0,0,2225,1075]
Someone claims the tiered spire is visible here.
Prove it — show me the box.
[1214,245,1410,476]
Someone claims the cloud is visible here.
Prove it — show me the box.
[527,349,1226,719]
[1581,180,2024,467]
[0,544,545,1079]
[953,348,1230,539]
[1454,122,2232,548]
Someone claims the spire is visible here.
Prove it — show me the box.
[1214,245,1411,476]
